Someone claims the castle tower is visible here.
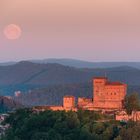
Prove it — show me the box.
[93,77,127,110]
[63,96,75,109]
[93,77,107,102]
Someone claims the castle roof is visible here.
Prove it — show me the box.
[105,82,124,86]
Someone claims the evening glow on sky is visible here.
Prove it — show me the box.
[0,0,140,62]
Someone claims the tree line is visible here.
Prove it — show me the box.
[1,93,140,140]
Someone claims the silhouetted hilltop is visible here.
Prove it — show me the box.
[0,62,139,85]
[2,58,140,69]
[30,58,140,69]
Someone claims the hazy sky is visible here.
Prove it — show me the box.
[0,0,140,62]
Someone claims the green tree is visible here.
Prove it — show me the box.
[66,111,80,129]
[119,123,140,140]
[124,93,140,114]
[1,108,128,140]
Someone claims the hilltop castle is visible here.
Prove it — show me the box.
[79,77,127,110]
[34,77,127,112]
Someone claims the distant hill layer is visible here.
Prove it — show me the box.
[31,58,140,69]
[0,61,140,86]
[0,61,140,96]
[2,58,140,69]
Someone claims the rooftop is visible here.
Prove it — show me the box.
[106,82,124,86]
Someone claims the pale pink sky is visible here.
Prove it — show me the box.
[0,0,140,62]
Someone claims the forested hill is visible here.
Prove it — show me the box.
[0,61,140,85]
[0,61,140,95]
[2,58,140,69]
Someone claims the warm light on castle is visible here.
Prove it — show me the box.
[77,77,127,111]
[33,77,127,112]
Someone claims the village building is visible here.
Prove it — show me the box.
[14,91,22,97]
[116,111,140,122]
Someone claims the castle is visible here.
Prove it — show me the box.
[79,77,127,110]
[33,77,127,112]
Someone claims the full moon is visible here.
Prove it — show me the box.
[4,24,22,40]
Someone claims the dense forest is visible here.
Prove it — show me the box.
[1,108,140,140]
[1,94,140,140]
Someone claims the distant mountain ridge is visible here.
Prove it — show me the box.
[31,58,140,69]
[0,61,140,96]
[2,58,140,69]
[0,61,139,86]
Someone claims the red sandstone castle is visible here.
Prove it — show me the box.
[34,77,127,112]
[94,77,127,109]
[78,77,127,111]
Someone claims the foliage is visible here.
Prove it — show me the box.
[0,109,113,140]
[2,109,140,140]
[124,93,140,114]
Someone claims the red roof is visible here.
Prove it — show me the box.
[106,82,124,86]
